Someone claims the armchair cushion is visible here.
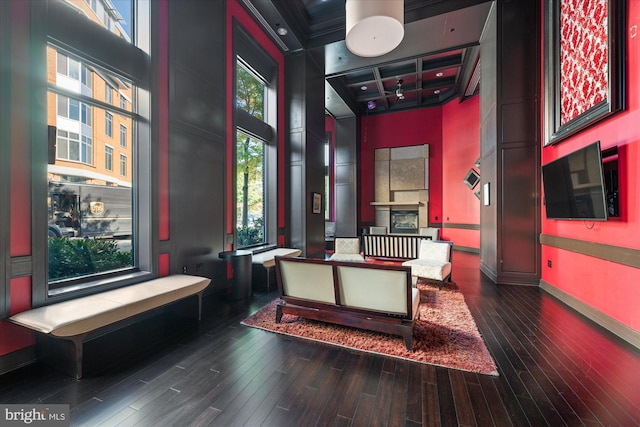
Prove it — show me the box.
[329,237,364,262]
[402,240,453,289]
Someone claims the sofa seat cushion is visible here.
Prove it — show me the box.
[328,253,364,262]
[402,259,452,281]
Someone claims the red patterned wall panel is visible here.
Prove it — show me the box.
[559,0,608,125]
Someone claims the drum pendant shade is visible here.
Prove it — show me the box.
[345,0,404,57]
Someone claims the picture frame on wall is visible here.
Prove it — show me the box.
[544,0,626,145]
[312,192,322,214]
[463,168,480,189]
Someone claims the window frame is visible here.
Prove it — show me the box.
[120,153,127,176]
[105,111,113,137]
[31,0,155,306]
[120,123,127,147]
[104,144,113,171]
[233,22,278,250]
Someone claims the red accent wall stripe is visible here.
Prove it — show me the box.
[159,253,170,277]
[0,278,35,355]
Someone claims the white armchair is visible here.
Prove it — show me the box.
[419,227,440,240]
[329,237,365,262]
[402,240,452,289]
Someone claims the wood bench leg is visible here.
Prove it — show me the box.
[275,303,283,323]
[402,328,414,351]
[265,266,273,292]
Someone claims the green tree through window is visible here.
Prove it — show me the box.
[236,61,266,247]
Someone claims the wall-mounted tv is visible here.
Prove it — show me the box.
[542,141,608,220]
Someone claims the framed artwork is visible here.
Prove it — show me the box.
[544,0,625,145]
[474,187,481,200]
[463,168,480,189]
[312,192,322,214]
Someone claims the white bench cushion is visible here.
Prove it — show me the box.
[252,248,301,268]
[9,274,210,337]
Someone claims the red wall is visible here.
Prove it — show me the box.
[540,1,640,332]
[360,108,443,225]
[441,96,481,249]
[358,99,481,251]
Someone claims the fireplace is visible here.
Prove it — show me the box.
[390,210,419,234]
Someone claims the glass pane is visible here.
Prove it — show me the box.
[236,62,265,121]
[236,131,265,248]
[47,45,134,285]
[60,0,132,42]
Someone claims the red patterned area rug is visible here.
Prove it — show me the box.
[241,281,498,376]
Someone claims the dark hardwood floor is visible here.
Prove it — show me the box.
[1,252,639,426]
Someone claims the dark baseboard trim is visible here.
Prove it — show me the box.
[540,234,640,269]
[479,261,497,282]
[453,245,479,254]
[0,345,36,376]
[540,279,640,350]
[443,223,480,230]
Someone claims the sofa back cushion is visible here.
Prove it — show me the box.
[334,237,360,254]
[418,240,450,262]
[337,265,408,315]
[278,259,336,304]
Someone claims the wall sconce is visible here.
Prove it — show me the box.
[345,0,404,57]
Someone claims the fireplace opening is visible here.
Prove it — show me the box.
[390,210,418,234]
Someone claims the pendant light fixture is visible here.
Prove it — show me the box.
[345,0,404,57]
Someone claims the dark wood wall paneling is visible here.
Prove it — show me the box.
[479,5,498,281]
[285,51,326,258]
[480,0,541,285]
[0,0,10,318]
[168,0,227,282]
[334,117,358,237]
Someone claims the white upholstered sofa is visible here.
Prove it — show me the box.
[274,256,419,350]
[402,240,453,289]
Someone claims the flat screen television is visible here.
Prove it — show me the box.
[542,141,608,220]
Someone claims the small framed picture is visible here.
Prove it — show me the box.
[312,192,322,214]
[463,168,480,189]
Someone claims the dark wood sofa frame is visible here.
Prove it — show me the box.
[274,256,416,350]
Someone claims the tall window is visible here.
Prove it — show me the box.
[236,132,265,247]
[105,146,113,171]
[120,154,127,176]
[105,111,113,137]
[105,85,112,104]
[120,124,127,147]
[233,25,277,249]
[42,0,146,297]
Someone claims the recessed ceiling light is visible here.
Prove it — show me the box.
[360,85,368,91]
[276,26,288,36]
[436,72,444,77]
[434,89,441,94]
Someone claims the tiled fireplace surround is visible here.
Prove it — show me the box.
[372,145,429,234]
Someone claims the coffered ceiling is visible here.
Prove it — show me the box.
[242,0,493,118]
